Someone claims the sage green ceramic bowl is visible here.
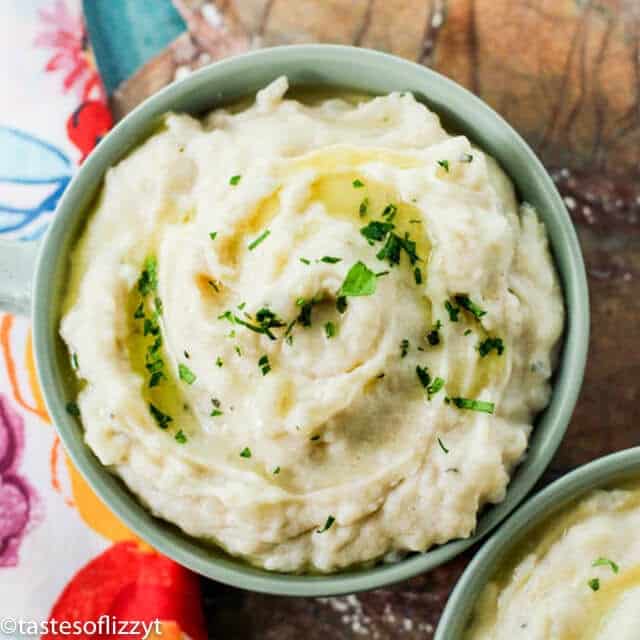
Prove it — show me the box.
[0,45,588,596]
[435,448,640,639]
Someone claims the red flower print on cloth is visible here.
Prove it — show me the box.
[67,100,113,162]
[34,0,106,103]
[0,393,42,567]
[44,541,207,640]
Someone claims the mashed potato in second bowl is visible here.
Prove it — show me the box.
[60,77,564,573]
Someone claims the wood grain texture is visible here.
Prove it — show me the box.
[109,1,640,636]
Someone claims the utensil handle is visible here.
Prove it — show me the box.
[0,239,40,315]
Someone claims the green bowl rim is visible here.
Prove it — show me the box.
[435,447,640,638]
[33,44,589,596]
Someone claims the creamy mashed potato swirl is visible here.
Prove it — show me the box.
[466,485,640,640]
[60,77,563,572]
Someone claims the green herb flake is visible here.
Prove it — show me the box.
[248,229,271,251]
[66,401,80,417]
[360,220,395,243]
[178,363,197,385]
[451,397,495,414]
[149,403,172,429]
[400,338,410,358]
[427,377,445,399]
[377,232,420,267]
[382,203,398,221]
[359,197,369,217]
[444,300,460,322]
[592,557,619,574]
[317,515,335,534]
[336,295,348,314]
[427,320,442,346]
[460,153,474,163]
[258,354,271,376]
[325,322,337,339]
[148,371,166,388]
[209,231,218,240]
[211,408,223,417]
[273,466,281,475]
[376,270,390,278]
[416,365,431,389]
[438,159,450,173]
[229,174,241,186]
[352,179,365,188]
[320,256,342,264]
[310,435,320,441]
[218,310,234,323]
[437,437,449,454]
[216,356,224,368]
[414,267,423,285]
[240,447,252,458]
[300,257,311,265]
[137,257,158,296]
[175,430,187,444]
[154,297,163,316]
[455,295,487,319]
[71,352,79,370]
[464,329,472,336]
[478,337,505,357]
[339,261,377,297]
[133,302,145,319]
[588,578,600,592]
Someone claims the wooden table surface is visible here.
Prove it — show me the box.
[111,1,640,636]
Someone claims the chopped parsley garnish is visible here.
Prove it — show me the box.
[137,257,158,296]
[211,408,223,417]
[134,302,145,319]
[175,430,187,444]
[455,295,487,319]
[66,401,80,417]
[230,307,284,340]
[300,257,311,265]
[258,354,271,376]
[427,377,445,399]
[239,447,252,458]
[237,302,246,310]
[400,339,410,358]
[478,337,504,357]
[143,317,160,336]
[460,153,473,163]
[310,434,320,441]
[352,179,365,188]
[339,261,377,297]
[464,329,472,336]
[248,229,271,250]
[359,197,369,217]
[235,345,242,356]
[317,515,335,533]
[360,220,395,243]
[295,297,317,327]
[209,231,218,240]
[588,578,600,592]
[178,363,197,385]
[336,295,348,314]
[71,352,79,370]
[444,300,460,322]
[451,397,495,414]
[376,270,390,278]
[320,256,342,264]
[229,174,241,185]
[218,310,234,323]
[382,203,398,221]
[149,403,172,429]
[148,369,166,388]
[438,160,450,173]
[216,356,223,367]
[154,297,163,316]
[376,231,420,267]
[414,267,423,285]
[273,466,281,474]
[416,365,431,388]
[325,322,337,338]
[427,320,442,346]
[592,557,619,574]
[437,437,449,453]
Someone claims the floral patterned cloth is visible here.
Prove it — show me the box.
[0,2,205,638]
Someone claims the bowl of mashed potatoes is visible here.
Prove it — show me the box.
[437,448,640,639]
[31,45,588,594]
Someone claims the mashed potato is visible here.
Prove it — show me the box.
[60,77,563,572]
[466,485,640,640]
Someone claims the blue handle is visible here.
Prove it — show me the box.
[0,239,40,314]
